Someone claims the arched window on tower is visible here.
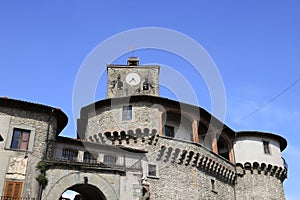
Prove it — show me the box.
[162,111,193,142]
[198,123,208,144]
[217,136,230,161]
[198,122,213,149]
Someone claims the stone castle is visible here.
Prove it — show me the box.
[0,57,288,199]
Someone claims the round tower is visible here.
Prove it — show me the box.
[233,131,287,200]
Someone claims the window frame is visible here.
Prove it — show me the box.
[10,128,30,151]
[122,105,133,121]
[4,181,23,199]
[147,163,158,178]
[163,125,175,138]
[61,148,78,162]
[211,178,217,193]
[83,151,97,164]
[263,140,271,155]
[5,125,35,152]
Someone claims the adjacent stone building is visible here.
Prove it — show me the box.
[0,57,288,200]
[0,97,67,199]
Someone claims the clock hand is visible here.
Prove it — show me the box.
[129,78,136,83]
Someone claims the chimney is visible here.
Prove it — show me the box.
[127,57,139,66]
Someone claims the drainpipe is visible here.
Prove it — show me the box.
[38,109,55,200]
[44,109,54,158]
[232,132,238,200]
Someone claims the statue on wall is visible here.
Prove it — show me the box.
[110,74,124,94]
[140,177,150,200]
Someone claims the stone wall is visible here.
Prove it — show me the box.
[81,99,237,200]
[143,137,236,200]
[0,106,57,199]
[235,162,286,200]
[85,102,160,140]
[44,169,120,200]
[234,135,284,168]
[148,164,234,200]
[106,66,160,98]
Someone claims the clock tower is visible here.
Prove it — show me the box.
[106,57,160,98]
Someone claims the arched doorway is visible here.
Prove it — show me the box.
[44,172,119,200]
[59,184,106,200]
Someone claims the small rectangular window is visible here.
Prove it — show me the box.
[104,155,117,166]
[62,149,78,162]
[11,128,30,151]
[122,105,132,121]
[143,83,149,90]
[211,179,216,192]
[263,141,270,154]
[148,164,157,177]
[163,125,174,138]
[4,181,23,199]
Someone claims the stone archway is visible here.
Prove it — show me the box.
[44,171,119,200]
[60,183,106,200]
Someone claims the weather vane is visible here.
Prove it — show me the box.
[129,45,135,57]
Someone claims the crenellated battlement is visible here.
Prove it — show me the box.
[236,162,287,182]
[87,127,237,184]
[88,128,159,146]
[156,145,236,184]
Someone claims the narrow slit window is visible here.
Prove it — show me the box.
[263,141,270,154]
[211,179,216,191]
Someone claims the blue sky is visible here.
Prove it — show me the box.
[1,1,299,199]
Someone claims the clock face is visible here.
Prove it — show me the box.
[125,73,141,85]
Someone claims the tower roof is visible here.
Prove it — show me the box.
[0,97,68,135]
[236,131,287,151]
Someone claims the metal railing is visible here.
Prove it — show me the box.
[0,197,36,200]
[48,152,143,171]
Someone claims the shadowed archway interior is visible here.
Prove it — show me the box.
[217,136,230,160]
[60,184,106,200]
